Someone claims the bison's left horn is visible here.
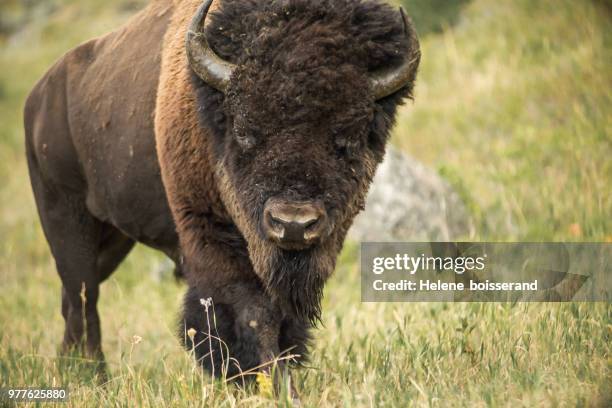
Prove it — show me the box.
[370,8,421,100]
[186,0,236,92]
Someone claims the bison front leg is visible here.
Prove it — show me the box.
[183,283,304,402]
[179,243,298,386]
[182,281,283,379]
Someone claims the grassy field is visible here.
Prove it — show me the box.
[0,0,610,406]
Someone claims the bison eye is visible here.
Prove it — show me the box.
[334,132,362,157]
[235,131,256,149]
[232,114,258,150]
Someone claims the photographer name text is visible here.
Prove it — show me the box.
[370,253,538,292]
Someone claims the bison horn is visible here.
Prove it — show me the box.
[186,0,236,92]
[370,8,421,100]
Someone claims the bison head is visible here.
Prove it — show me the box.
[186,0,420,323]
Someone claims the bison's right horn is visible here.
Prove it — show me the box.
[369,7,421,100]
[186,0,236,92]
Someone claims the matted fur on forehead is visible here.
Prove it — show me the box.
[211,0,410,126]
[205,0,413,82]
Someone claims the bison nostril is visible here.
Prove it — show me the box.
[301,217,319,230]
[263,199,327,249]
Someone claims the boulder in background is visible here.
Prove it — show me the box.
[349,147,472,242]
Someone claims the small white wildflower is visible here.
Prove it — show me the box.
[132,335,142,344]
[187,328,197,340]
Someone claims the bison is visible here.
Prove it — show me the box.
[24,0,420,387]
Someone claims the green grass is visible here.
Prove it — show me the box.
[396,0,611,241]
[0,0,610,406]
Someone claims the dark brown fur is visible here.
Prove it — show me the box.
[25,0,418,380]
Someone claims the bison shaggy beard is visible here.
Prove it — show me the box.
[264,247,332,325]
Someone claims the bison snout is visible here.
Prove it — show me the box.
[263,199,327,250]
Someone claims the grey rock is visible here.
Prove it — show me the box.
[349,147,472,242]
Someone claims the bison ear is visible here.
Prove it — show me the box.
[369,7,421,101]
[186,0,237,92]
